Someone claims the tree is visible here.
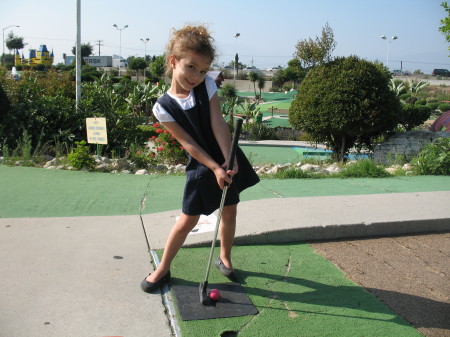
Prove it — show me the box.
[5,32,25,52]
[257,77,266,98]
[283,58,306,88]
[71,43,94,58]
[248,71,259,97]
[128,57,147,81]
[289,56,401,162]
[150,55,165,80]
[271,69,285,90]
[439,1,450,50]
[220,83,237,100]
[294,22,336,68]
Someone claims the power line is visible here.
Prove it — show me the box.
[95,40,103,56]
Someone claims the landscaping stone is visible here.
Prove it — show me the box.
[300,164,321,172]
[135,169,149,175]
[374,130,450,165]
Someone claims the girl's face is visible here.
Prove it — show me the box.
[170,51,212,97]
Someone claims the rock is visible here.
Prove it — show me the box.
[96,163,110,170]
[121,170,132,174]
[325,164,341,174]
[135,169,149,175]
[374,130,450,165]
[112,158,132,171]
[300,164,321,172]
[402,163,413,171]
[266,165,279,175]
[175,164,186,172]
[155,164,168,171]
[256,167,267,175]
[384,167,398,174]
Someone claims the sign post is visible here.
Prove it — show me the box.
[86,117,108,156]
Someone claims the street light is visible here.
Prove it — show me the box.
[113,23,128,76]
[140,37,149,61]
[380,35,398,69]
[233,33,240,86]
[2,25,20,65]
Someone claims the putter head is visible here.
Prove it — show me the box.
[199,281,210,305]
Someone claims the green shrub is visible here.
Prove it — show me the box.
[289,56,400,162]
[398,105,431,130]
[399,93,411,101]
[338,159,391,178]
[249,123,277,140]
[412,137,450,175]
[427,102,439,111]
[272,167,317,179]
[437,103,450,112]
[68,140,95,170]
[127,143,156,169]
[415,99,427,105]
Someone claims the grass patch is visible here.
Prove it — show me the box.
[164,244,422,337]
[338,160,391,178]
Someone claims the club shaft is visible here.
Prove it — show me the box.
[203,185,228,283]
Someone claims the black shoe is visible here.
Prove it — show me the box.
[214,257,235,278]
[140,270,171,293]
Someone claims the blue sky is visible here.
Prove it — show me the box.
[2,0,449,73]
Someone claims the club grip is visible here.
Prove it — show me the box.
[226,119,243,172]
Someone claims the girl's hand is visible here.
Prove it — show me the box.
[214,159,238,189]
[213,166,233,190]
[222,158,239,178]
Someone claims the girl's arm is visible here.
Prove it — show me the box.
[209,92,239,175]
[162,120,232,189]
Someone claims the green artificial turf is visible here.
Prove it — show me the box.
[240,145,303,165]
[162,244,422,337]
[1,165,449,218]
[0,165,185,218]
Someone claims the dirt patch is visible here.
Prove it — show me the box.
[311,233,450,337]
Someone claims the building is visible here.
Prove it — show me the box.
[15,45,54,67]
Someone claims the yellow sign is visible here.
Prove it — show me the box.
[86,118,108,144]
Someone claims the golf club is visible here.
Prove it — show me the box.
[199,118,243,305]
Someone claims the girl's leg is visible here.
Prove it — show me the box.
[146,213,200,282]
[218,204,237,269]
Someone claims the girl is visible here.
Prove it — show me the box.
[141,25,259,293]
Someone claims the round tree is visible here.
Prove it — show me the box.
[289,56,400,161]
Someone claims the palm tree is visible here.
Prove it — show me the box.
[249,71,259,98]
[71,43,94,58]
[257,77,266,99]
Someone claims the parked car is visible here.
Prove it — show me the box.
[267,66,283,71]
[243,66,258,71]
[432,68,450,76]
[391,70,410,76]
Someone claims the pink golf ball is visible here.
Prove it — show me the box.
[209,289,221,301]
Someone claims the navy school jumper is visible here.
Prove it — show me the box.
[156,80,260,216]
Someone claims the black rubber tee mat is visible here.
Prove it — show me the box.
[171,282,258,321]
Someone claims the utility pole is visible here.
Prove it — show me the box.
[76,0,81,111]
[96,40,103,56]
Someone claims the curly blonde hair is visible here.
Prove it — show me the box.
[165,25,215,77]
